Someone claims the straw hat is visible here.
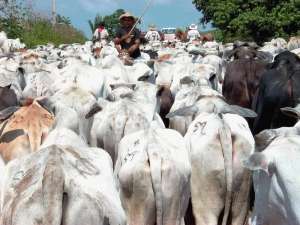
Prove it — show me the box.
[189,24,198,30]
[119,12,136,21]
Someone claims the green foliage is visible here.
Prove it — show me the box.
[0,17,23,39]
[103,9,125,37]
[192,0,300,43]
[56,14,71,25]
[0,0,87,48]
[22,19,86,48]
[89,9,125,38]
[88,13,103,33]
[0,0,24,38]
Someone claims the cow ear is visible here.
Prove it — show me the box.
[0,106,19,121]
[166,105,198,118]
[222,105,257,118]
[255,129,277,152]
[281,106,300,119]
[180,76,194,85]
[85,103,102,119]
[17,67,25,75]
[138,74,151,82]
[4,84,11,89]
[110,83,136,90]
[36,98,55,115]
[243,153,269,175]
[156,86,165,97]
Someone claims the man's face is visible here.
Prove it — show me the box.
[121,17,135,28]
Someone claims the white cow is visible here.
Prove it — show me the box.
[115,125,191,225]
[49,86,97,143]
[87,82,165,165]
[200,55,225,91]
[1,129,126,225]
[244,135,300,225]
[168,86,250,135]
[288,37,300,51]
[53,57,106,98]
[182,112,254,225]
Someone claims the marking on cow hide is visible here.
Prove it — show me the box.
[193,121,207,134]
[124,150,139,162]
[2,164,40,224]
[64,147,100,177]
[0,129,25,143]
[11,164,40,192]
[134,139,140,146]
[124,141,140,163]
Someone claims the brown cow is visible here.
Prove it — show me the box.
[0,99,54,163]
[222,47,267,109]
[200,33,214,42]
[157,85,174,127]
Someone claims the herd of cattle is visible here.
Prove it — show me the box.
[0,30,300,225]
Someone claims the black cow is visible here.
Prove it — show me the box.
[253,51,300,134]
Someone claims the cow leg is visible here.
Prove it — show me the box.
[118,160,156,225]
[161,159,190,225]
[191,162,225,225]
[231,170,252,225]
[62,190,104,225]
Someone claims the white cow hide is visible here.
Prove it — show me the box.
[115,125,191,225]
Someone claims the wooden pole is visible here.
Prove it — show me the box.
[51,0,56,25]
[128,0,154,34]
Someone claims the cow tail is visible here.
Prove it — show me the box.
[146,130,163,225]
[42,148,64,225]
[219,116,233,225]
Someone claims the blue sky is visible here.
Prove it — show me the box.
[30,0,212,38]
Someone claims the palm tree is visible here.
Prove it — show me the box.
[56,14,71,25]
[88,13,103,33]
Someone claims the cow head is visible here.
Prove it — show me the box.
[107,83,136,101]
[270,51,300,72]
[228,46,258,60]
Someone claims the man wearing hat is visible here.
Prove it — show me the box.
[114,12,141,59]
[92,21,109,44]
[145,24,161,42]
[187,23,201,41]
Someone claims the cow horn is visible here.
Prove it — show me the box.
[0,106,20,121]
[281,105,300,119]
[85,103,102,119]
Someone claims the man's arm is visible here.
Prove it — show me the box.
[127,29,141,54]
[127,38,140,55]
